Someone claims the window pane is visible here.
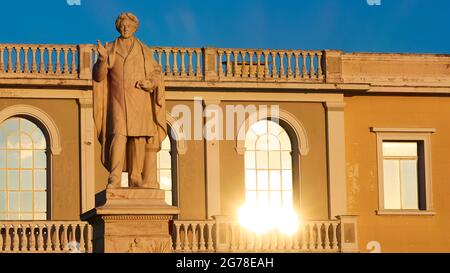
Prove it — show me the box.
[282,191,293,208]
[8,170,20,190]
[21,150,33,168]
[0,192,5,212]
[251,120,267,136]
[267,120,283,136]
[256,151,268,169]
[0,132,6,148]
[383,142,417,157]
[281,170,293,189]
[0,170,5,189]
[21,119,36,135]
[3,119,19,133]
[401,160,419,209]
[164,191,172,206]
[270,191,282,208]
[34,213,47,220]
[268,151,281,169]
[161,136,171,150]
[0,150,5,168]
[34,170,46,190]
[20,133,33,149]
[279,131,291,151]
[245,151,255,169]
[34,151,46,169]
[159,170,172,191]
[244,130,257,149]
[0,213,5,220]
[269,170,281,190]
[32,130,46,149]
[281,151,292,170]
[267,135,280,151]
[20,192,32,212]
[257,191,269,206]
[159,151,171,169]
[245,170,257,190]
[21,170,33,190]
[383,159,401,209]
[21,213,33,220]
[257,170,269,190]
[7,133,20,149]
[256,135,268,150]
[34,192,47,212]
[7,150,20,168]
[8,192,20,212]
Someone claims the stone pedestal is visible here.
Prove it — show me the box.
[82,188,179,253]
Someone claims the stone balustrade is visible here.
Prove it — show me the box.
[172,216,358,253]
[0,43,325,83]
[0,221,92,253]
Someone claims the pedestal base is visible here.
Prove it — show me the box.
[82,188,180,253]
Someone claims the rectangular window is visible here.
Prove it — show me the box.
[371,128,435,215]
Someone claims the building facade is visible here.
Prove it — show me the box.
[0,44,449,252]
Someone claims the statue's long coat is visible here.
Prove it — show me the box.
[92,38,166,171]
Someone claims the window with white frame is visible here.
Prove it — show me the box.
[244,119,293,209]
[0,117,48,220]
[372,128,435,214]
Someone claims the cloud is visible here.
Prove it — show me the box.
[66,0,81,6]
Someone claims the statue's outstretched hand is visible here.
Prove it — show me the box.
[137,79,157,93]
[97,40,109,61]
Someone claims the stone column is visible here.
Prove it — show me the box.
[82,188,180,253]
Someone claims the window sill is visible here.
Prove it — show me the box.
[376,210,436,216]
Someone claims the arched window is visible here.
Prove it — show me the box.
[244,119,293,209]
[0,117,48,220]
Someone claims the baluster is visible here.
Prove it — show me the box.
[174,223,181,251]
[4,225,11,253]
[302,52,307,78]
[23,47,29,73]
[217,50,223,77]
[294,52,300,78]
[31,47,37,73]
[191,223,199,251]
[198,223,206,251]
[7,47,13,72]
[71,48,77,74]
[225,51,231,77]
[164,49,171,76]
[207,222,214,251]
[184,224,190,251]
[55,48,61,74]
[238,226,245,251]
[279,52,285,78]
[78,224,86,253]
[230,223,237,251]
[264,51,269,78]
[309,52,315,78]
[317,52,323,79]
[256,51,261,78]
[309,223,316,251]
[0,47,4,72]
[187,50,194,76]
[61,224,67,252]
[172,49,178,76]
[331,222,339,251]
[287,51,292,78]
[35,224,42,252]
[87,225,93,253]
[29,225,36,252]
[247,231,254,251]
[241,51,247,77]
[18,224,24,252]
[195,49,201,77]
[180,50,186,76]
[47,48,53,74]
[13,225,21,252]
[271,52,277,78]
[39,48,45,73]
[233,51,239,77]
[317,223,325,251]
[249,51,254,78]
[301,224,308,251]
[63,48,69,74]
[157,49,163,66]
[15,47,21,73]
[324,222,331,251]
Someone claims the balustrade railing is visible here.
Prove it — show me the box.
[0,43,327,84]
[0,221,92,253]
[172,216,358,253]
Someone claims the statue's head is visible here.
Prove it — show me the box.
[115,12,139,39]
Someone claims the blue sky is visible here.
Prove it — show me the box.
[2,0,450,54]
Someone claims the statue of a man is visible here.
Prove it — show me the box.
[92,12,166,189]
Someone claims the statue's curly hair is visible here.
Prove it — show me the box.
[115,12,139,32]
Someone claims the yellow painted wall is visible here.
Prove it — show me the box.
[345,95,450,252]
[0,99,81,220]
